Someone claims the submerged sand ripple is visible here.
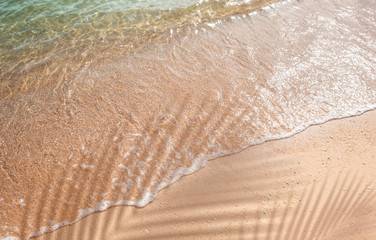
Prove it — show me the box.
[1,0,376,238]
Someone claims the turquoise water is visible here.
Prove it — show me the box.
[0,0,273,87]
[2,0,376,239]
[0,0,284,96]
[0,0,193,76]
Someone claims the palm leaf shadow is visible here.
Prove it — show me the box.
[118,172,375,240]
[247,172,376,240]
[24,90,375,240]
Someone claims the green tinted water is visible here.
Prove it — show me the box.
[0,0,277,90]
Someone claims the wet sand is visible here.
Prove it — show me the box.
[1,0,376,238]
[34,110,376,240]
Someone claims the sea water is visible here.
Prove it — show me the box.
[1,0,376,238]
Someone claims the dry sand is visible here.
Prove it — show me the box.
[35,110,376,240]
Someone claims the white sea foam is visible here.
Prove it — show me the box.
[2,0,376,238]
[18,103,376,240]
[72,164,94,169]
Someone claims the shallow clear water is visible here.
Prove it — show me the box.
[1,0,376,239]
[0,0,278,95]
[0,0,194,66]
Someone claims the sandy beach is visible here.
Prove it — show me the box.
[1,0,376,239]
[34,110,376,240]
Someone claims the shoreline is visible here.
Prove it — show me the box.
[1,0,376,238]
[35,109,376,239]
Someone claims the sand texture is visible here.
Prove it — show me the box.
[34,110,376,240]
[1,0,376,239]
